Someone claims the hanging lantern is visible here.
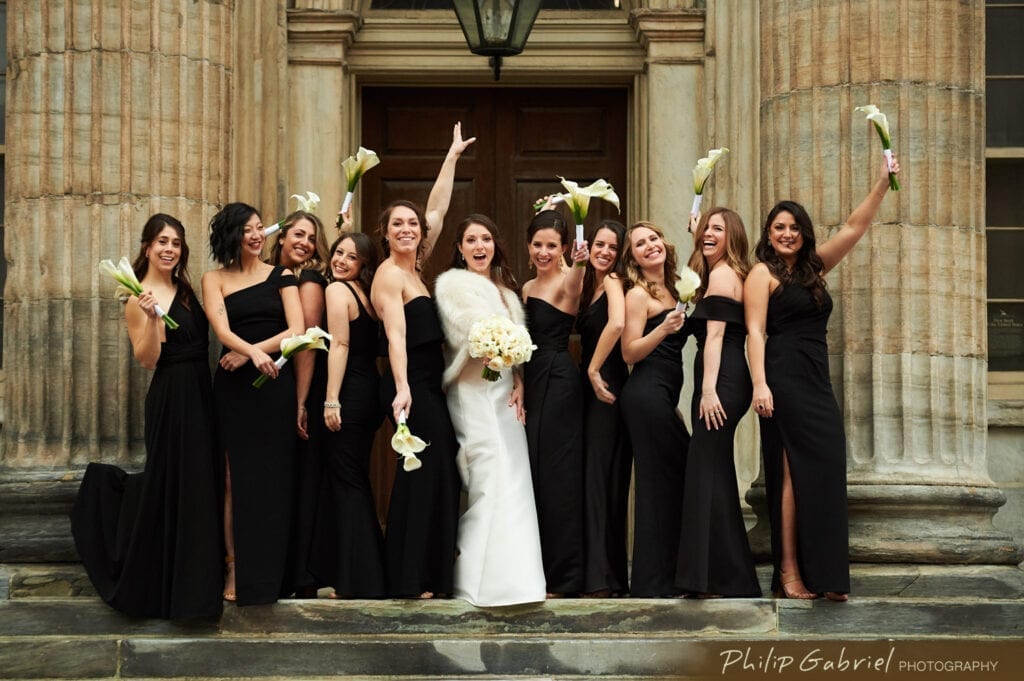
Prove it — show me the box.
[452,0,543,81]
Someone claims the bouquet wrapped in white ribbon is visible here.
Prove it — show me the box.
[392,409,428,472]
[467,315,537,382]
[691,148,729,216]
[253,326,331,388]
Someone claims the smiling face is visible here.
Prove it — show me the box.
[330,235,362,282]
[385,205,422,256]
[241,213,265,259]
[459,222,495,275]
[529,227,566,273]
[279,217,318,268]
[589,226,620,275]
[629,225,666,271]
[768,210,803,263]
[145,225,182,274]
[699,213,728,265]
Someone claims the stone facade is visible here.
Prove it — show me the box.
[2,1,1020,569]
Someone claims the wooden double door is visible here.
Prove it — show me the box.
[361,86,629,287]
[360,86,628,522]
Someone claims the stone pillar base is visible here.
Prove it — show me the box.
[747,484,1024,566]
[0,472,81,563]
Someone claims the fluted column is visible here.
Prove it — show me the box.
[0,0,232,561]
[752,0,1020,564]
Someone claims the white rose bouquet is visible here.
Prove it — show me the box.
[467,315,537,382]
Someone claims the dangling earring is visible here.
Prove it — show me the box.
[459,252,465,262]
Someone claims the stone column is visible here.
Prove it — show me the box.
[0,1,232,561]
[752,0,1021,565]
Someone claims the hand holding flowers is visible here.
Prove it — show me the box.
[468,315,537,382]
[854,105,900,191]
[99,257,179,329]
[392,409,428,472]
[253,326,332,388]
[674,266,702,314]
[691,148,729,216]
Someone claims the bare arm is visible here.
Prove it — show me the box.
[373,266,412,421]
[423,122,477,261]
[587,276,626,404]
[125,293,164,370]
[559,241,589,308]
[744,263,774,418]
[697,267,744,430]
[294,279,326,439]
[323,283,354,433]
[621,288,684,365]
[818,155,900,274]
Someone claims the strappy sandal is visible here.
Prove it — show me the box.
[775,575,817,600]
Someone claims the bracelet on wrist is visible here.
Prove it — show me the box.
[324,401,341,409]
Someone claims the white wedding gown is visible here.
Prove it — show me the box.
[446,362,546,607]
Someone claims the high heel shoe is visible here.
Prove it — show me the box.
[223,555,237,602]
[774,575,817,600]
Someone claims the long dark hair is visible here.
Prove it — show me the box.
[209,202,260,269]
[327,231,380,293]
[378,200,429,266]
[446,214,520,292]
[755,200,826,306]
[527,209,569,246]
[687,207,750,302]
[131,213,195,308]
[581,219,627,314]
[267,210,329,275]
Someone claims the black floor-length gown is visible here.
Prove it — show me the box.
[213,266,298,606]
[380,296,461,597]
[619,308,689,597]
[577,292,631,595]
[524,297,584,595]
[676,296,760,597]
[309,282,387,597]
[288,268,328,595]
[760,284,850,595]
[71,290,222,619]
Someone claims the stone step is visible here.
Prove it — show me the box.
[1,596,1022,679]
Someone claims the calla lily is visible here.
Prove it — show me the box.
[98,257,179,329]
[558,177,620,248]
[854,104,900,191]
[674,266,702,313]
[392,409,428,472]
[290,191,321,214]
[253,326,333,388]
[691,148,729,215]
[340,147,381,214]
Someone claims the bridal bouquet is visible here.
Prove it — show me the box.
[392,409,428,472]
[340,147,381,217]
[467,315,537,382]
[674,266,702,314]
[265,191,321,237]
[854,104,900,191]
[253,326,331,388]
[98,257,179,329]
[691,148,729,216]
[556,177,621,251]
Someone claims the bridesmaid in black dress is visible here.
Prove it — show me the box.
[72,214,222,619]
[521,209,590,596]
[619,220,688,598]
[578,219,631,597]
[202,203,305,605]
[268,210,331,597]
[310,229,387,598]
[676,207,760,598]
[745,156,900,601]
[371,122,475,598]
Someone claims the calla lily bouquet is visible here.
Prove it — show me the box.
[265,191,322,237]
[691,148,729,216]
[674,267,702,314]
[253,326,331,388]
[467,315,537,382]
[392,409,428,472]
[98,257,179,329]
[556,177,621,250]
[854,105,899,191]
[339,147,381,219]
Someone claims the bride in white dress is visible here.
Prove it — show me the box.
[435,214,546,607]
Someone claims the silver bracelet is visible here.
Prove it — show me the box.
[323,401,341,409]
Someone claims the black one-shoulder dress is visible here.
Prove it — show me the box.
[760,284,850,596]
[619,308,689,597]
[72,290,223,619]
[380,296,461,597]
[310,281,387,597]
[577,293,631,595]
[524,297,585,595]
[213,266,298,606]
[676,296,760,597]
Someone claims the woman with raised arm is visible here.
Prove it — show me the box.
[435,214,546,607]
[72,214,222,619]
[675,208,760,598]
[618,221,688,598]
[371,122,476,598]
[521,208,590,597]
[578,219,632,597]
[745,156,900,601]
[309,226,387,598]
[203,202,305,605]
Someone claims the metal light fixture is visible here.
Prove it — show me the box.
[453,0,542,81]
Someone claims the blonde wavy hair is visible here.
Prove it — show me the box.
[623,221,680,301]
[266,210,329,276]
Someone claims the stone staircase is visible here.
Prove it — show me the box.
[2,564,1022,679]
